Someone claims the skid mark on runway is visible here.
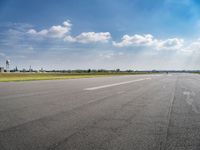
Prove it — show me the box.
[84,78,151,91]
[183,91,199,113]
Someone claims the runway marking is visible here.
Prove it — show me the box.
[84,78,151,91]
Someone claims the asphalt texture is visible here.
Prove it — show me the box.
[0,73,200,150]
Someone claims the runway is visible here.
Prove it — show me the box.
[0,73,200,150]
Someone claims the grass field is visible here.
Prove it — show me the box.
[0,72,154,82]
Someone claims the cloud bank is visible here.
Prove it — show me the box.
[26,20,200,53]
[28,21,111,43]
[113,34,184,50]
[27,20,72,38]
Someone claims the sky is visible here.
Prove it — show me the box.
[1,0,200,70]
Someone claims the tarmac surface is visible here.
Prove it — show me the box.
[0,73,200,150]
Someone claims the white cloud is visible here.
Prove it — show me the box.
[113,34,155,47]
[182,39,200,53]
[76,32,111,43]
[64,32,111,43]
[113,34,184,50]
[27,20,72,38]
[157,38,184,50]
[27,29,48,36]
[63,35,76,42]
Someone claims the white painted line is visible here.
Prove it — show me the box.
[84,78,151,91]
[151,74,162,76]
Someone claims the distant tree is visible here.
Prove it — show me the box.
[88,69,91,73]
[116,69,120,72]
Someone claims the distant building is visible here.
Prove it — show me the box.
[0,67,4,73]
[40,68,44,72]
[29,66,33,72]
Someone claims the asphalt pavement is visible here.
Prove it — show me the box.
[0,73,200,150]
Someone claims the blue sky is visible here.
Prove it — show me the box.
[1,0,200,70]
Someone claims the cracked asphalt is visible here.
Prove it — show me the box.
[0,73,200,150]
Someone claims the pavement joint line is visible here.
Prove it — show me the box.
[84,78,151,91]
